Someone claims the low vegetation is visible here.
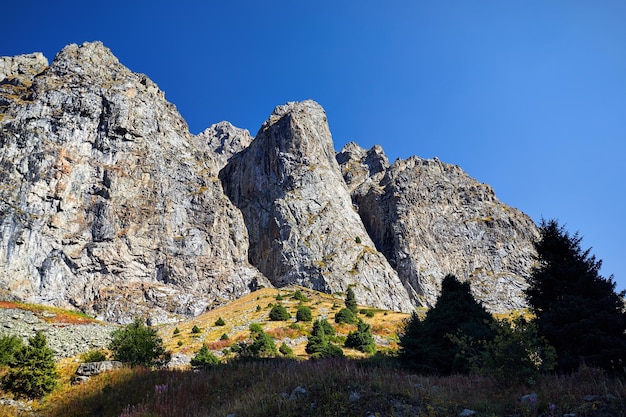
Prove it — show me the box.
[0,220,624,416]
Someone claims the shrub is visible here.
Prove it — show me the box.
[80,349,108,363]
[109,318,168,368]
[296,305,313,322]
[345,320,376,354]
[220,333,229,341]
[173,327,180,335]
[190,345,220,368]
[279,343,294,356]
[177,340,183,347]
[335,308,356,324]
[275,294,284,301]
[0,334,24,366]
[256,305,262,312]
[191,325,201,334]
[269,304,291,321]
[1,332,58,399]
[292,290,309,302]
[452,316,556,386]
[355,236,362,244]
[215,317,226,326]
[249,323,263,333]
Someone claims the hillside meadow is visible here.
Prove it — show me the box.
[1,287,625,416]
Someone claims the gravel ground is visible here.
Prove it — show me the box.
[0,308,116,359]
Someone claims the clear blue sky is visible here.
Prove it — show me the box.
[3,1,625,290]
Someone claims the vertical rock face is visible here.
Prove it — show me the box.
[0,42,267,323]
[338,143,538,312]
[220,101,414,312]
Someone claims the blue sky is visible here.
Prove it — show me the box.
[3,1,625,291]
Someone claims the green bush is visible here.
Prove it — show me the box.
[1,332,58,399]
[296,305,313,322]
[249,323,263,333]
[345,320,376,354]
[292,290,309,302]
[275,294,284,301]
[109,318,168,368]
[177,340,183,347]
[80,349,108,363]
[279,342,294,356]
[190,345,220,368]
[269,304,291,321]
[191,325,201,334]
[0,334,24,366]
[452,316,556,386]
[220,333,229,341]
[215,317,226,326]
[173,327,180,335]
[335,308,356,324]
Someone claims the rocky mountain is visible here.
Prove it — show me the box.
[1,42,538,322]
[337,144,538,312]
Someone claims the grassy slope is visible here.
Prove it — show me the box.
[1,289,625,417]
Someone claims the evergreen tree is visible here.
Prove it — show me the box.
[0,334,24,366]
[399,274,494,374]
[345,319,376,354]
[334,307,357,324]
[306,319,343,358]
[1,332,58,399]
[345,287,358,314]
[109,318,167,367]
[525,219,626,372]
[296,305,313,322]
[190,345,220,368]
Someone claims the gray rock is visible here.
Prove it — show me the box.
[338,143,538,312]
[459,409,476,417]
[221,101,414,312]
[289,385,308,400]
[0,42,268,324]
[348,391,361,402]
[75,360,123,376]
[521,393,538,405]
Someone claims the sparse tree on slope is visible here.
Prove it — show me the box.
[109,318,168,368]
[525,219,626,372]
[1,332,58,399]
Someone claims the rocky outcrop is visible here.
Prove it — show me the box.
[220,101,415,312]
[2,41,540,320]
[0,42,268,323]
[338,143,538,312]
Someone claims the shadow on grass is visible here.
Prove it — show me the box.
[42,358,626,417]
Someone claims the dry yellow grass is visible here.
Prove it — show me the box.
[157,286,411,359]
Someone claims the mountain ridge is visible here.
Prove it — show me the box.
[1,41,538,322]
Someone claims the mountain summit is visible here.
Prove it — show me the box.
[0,42,537,322]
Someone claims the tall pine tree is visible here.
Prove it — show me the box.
[399,274,494,374]
[525,219,626,372]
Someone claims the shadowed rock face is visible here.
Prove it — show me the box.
[1,41,539,321]
[338,143,538,312]
[220,101,415,312]
[0,42,267,323]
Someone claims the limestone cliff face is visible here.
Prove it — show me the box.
[1,42,540,321]
[0,42,267,323]
[337,143,538,312]
[220,101,415,312]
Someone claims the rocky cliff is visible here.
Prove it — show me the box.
[0,42,267,323]
[1,42,538,322]
[337,143,538,312]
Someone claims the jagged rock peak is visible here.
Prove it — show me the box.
[338,148,538,313]
[0,52,48,81]
[0,42,267,324]
[337,142,390,194]
[195,121,253,171]
[220,100,415,312]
